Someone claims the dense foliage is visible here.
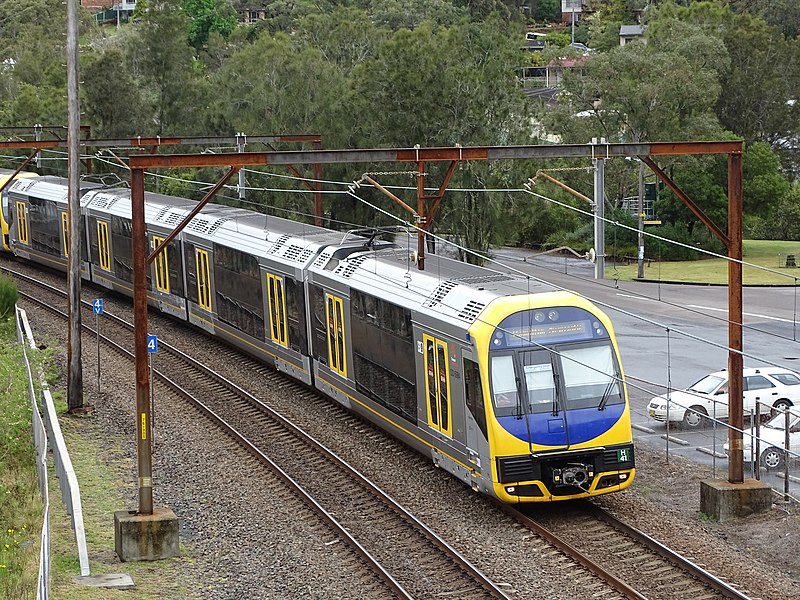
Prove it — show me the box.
[0,0,798,259]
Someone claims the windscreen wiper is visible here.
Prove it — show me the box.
[597,377,618,411]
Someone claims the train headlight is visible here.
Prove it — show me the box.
[548,310,559,321]
[534,311,545,323]
[505,486,516,494]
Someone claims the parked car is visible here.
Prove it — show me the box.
[568,42,593,53]
[724,409,800,469]
[647,367,800,429]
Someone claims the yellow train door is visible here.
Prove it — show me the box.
[196,248,212,310]
[152,236,170,293]
[325,293,347,377]
[424,334,452,438]
[97,220,110,271]
[60,212,69,257]
[266,272,288,347]
[15,201,28,244]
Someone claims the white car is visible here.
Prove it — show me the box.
[647,367,800,429]
[726,410,800,469]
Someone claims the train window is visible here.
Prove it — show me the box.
[490,354,519,417]
[464,358,487,438]
[97,220,111,271]
[559,344,621,410]
[284,277,307,353]
[423,334,452,437]
[15,202,27,244]
[213,245,264,339]
[196,248,212,310]
[350,289,416,423]
[29,198,60,256]
[111,216,133,283]
[520,350,556,414]
[266,272,287,347]
[184,243,198,304]
[152,236,169,293]
[325,293,347,377]
[61,212,69,257]
[309,284,328,364]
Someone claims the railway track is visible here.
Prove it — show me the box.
[8,267,509,599]
[6,263,754,599]
[507,501,752,600]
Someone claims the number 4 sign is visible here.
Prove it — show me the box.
[147,335,158,353]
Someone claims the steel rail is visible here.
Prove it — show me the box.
[582,502,752,600]
[12,270,509,599]
[15,286,413,600]
[496,503,647,600]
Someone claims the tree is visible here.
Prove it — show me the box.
[82,47,149,138]
[183,0,238,50]
[298,7,387,73]
[649,1,800,144]
[131,0,197,135]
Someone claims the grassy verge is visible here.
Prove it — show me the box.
[1,316,204,598]
[0,319,42,598]
[610,239,800,284]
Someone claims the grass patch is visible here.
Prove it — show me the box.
[0,319,42,599]
[610,240,800,284]
[2,315,207,598]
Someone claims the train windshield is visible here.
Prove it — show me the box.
[490,342,622,416]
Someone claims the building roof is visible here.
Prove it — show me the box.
[619,25,644,37]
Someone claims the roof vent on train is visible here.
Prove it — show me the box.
[424,280,457,307]
[457,300,486,323]
[269,234,290,254]
[457,274,515,285]
[88,193,121,209]
[187,216,227,235]
[155,208,184,227]
[283,244,304,262]
[314,251,332,268]
[335,255,367,278]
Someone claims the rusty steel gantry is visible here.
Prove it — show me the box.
[129,140,746,516]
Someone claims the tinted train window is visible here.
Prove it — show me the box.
[213,244,264,340]
[28,197,60,256]
[184,243,198,304]
[350,289,416,423]
[309,284,328,365]
[284,276,307,353]
[111,216,133,283]
[464,358,487,439]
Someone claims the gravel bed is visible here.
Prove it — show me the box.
[9,259,800,600]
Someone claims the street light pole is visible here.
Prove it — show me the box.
[637,159,645,279]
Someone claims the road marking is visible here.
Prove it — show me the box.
[616,293,657,301]
[687,304,797,324]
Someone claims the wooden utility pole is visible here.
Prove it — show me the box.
[66,0,83,410]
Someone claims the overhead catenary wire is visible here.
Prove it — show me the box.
[5,149,799,357]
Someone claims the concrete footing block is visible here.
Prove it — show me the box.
[700,479,773,523]
[114,507,180,562]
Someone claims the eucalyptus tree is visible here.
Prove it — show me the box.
[349,16,531,258]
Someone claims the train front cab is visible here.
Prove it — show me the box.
[471,294,636,503]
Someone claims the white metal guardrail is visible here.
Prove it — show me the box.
[16,306,90,598]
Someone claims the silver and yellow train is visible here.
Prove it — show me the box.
[4,175,635,502]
